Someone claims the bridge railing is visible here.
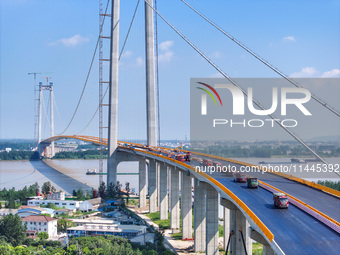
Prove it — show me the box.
[125,146,275,242]
[191,151,340,198]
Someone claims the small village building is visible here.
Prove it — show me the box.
[0,209,18,217]
[27,199,80,210]
[21,215,58,238]
[66,224,146,239]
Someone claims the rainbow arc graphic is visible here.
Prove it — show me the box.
[196,82,222,115]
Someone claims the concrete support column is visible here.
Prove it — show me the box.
[138,157,146,208]
[194,179,206,252]
[263,245,275,255]
[181,172,192,240]
[157,162,160,208]
[170,167,180,232]
[250,229,274,255]
[107,152,118,188]
[206,184,219,255]
[230,207,251,255]
[223,207,230,251]
[148,159,157,213]
[159,164,168,220]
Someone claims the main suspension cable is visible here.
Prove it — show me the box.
[78,0,141,135]
[145,0,329,166]
[181,0,340,118]
[57,0,112,135]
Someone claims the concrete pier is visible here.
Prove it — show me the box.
[251,229,274,255]
[138,157,146,208]
[181,172,192,240]
[206,184,219,255]
[159,163,168,220]
[148,159,157,213]
[170,167,180,232]
[221,198,251,255]
[223,206,230,251]
[194,179,206,252]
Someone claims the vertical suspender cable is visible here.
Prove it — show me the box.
[144,0,331,168]
[181,0,340,118]
[78,0,140,136]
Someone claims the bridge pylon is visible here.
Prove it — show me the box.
[37,80,54,158]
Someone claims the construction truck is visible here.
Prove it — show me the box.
[203,159,213,166]
[233,172,247,182]
[273,193,289,208]
[247,177,259,188]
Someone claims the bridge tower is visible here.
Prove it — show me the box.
[107,0,158,187]
[37,80,54,157]
[145,0,157,147]
[107,0,120,186]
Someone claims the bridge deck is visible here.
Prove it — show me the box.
[197,155,340,222]
[212,171,340,255]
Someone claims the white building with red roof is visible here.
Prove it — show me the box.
[21,215,58,238]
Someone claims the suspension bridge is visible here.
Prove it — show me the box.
[34,1,340,254]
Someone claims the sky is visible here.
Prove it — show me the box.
[0,0,339,142]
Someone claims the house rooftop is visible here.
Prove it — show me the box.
[86,198,105,205]
[18,206,41,210]
[21,215,56,222]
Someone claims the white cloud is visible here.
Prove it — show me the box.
[136,57,143,66]
[210,72,224,78]
[121,50,132,58]
[159,41,174,51]
[290,67,318,77]
[49,34,89,47]
[159,51,174,63]
[210,51,222,59]
[321,69,340,78]
[290,67,340,78]
[283,36,296,42]
[158,40,174,63]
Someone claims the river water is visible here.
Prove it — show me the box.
[0,159,139,195]
[0,157,339,195]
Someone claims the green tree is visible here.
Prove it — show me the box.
[37,231,49,240]
[76,188,85,201]
[65,244,78,255]
[72,190,77,197]
[57,219,75,233]
[0,245,13,255]
[5,196,15,209]
[41,182,56,194]
[125,182,130,204]
[43,203,58,210]
[98,182,106,198]
[0,214,26,246]
[83,246,91,254]
[107,182,116,198]
[115,181,122,199]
